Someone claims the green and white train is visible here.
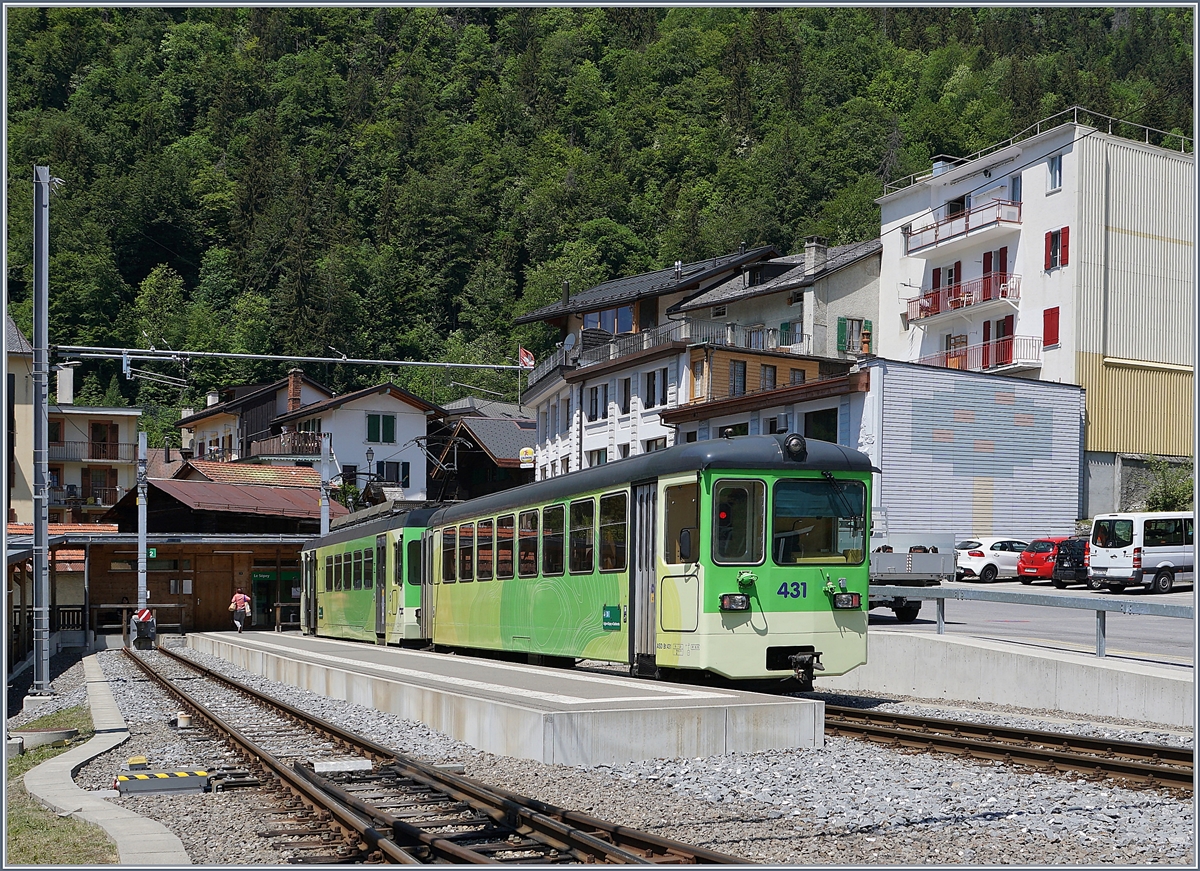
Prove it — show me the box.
[300,433,876,688]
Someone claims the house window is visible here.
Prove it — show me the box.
[711,305,727,319]
[375,461,410,487]
[766,414,788,435]
[1010,174,1022,203]
[644,437,667,452]
[1047,154,1062,191]
[587,449,608,467]
[729,360,747,397]
[746,325,766,349]
[618,443,630,459]
[644,370,658,409]
[551,402,559,436]
[1044,228,1069,270]
[48,419,63,444]
[342,464,358,487]
[562,457,570,474]
[760,365,776,391]
[691,360,705,400]
[790,368,806,386]
[685,431,698,443]
[619,378,631,414]
[298,418,321,433]
[804,408,838,443]
[1043,307,1060,348]
[366,413,396,444]
[588,384,609,421]
[561,397,571,433]
[583,305,634,335]
[718,422,750,438]
[837,317,866,354]
[944,194,969,217]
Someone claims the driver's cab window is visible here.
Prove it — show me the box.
[712,479,766,565]
[664,483,699,564]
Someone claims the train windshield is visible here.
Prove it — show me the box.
[772,478,866,566]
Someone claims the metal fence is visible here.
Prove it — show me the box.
[870,584,1193,658]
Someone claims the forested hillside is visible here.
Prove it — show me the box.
[5,7,1192,431]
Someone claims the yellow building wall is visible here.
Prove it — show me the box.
[1075,352,1193,456]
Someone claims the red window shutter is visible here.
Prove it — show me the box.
[1043,307,1060,347]
[1044,232,1052,270]
[983,251,993,274]
[998,246,1008,276]
[1060,226,1069,266]
[983,320,991,342]
[953,260,962,286]
[1002,314,1014,337]
[932,268,941,288]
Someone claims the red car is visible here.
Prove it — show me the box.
[1017,536,1071,583]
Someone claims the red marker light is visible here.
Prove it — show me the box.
[719,511,728,520]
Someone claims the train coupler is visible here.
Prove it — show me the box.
[788,651,824,692]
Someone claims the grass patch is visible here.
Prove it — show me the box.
[6,705,119,865]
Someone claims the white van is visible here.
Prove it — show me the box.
[1088,512,1194,594]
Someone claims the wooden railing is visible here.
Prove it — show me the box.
[916,335,1042,371]
[47,441,137,462]
[250,431,324,457]
[905,200,1021,254]
[907,273,1022,320]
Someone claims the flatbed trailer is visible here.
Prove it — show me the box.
[867,550,956,622]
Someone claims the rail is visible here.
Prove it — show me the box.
[906,272,1022,321]
[249,431,324,457]
[47,440,138,462]
[904,199,1021,254]
[915,334,1041,372]
[869,584,1193,658]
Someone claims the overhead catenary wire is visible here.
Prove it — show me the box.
[55,345,528,372]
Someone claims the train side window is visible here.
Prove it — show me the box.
[334,554,343,591]
[364,549,373,589]
[599,492,628,572]
[441,528,457,582]
[713,479,766,565]
[325,555,333,592]
[353,551,364,590]
[518,511,539,578]
[477,519,494,580]
[569,499,595,574]
[664,483,699,564]
[543,505,565,575]
[406,539,422,585]
[459,523,475,581]
[394,540,403,585]
[496,515,515,579]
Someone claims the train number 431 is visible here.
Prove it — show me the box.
[776,581,807,599]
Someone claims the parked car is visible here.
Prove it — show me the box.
[1089,512,1195,594]
[1051,535,1095,589]
[1017,536,1071,583]
[955,537,1030,582]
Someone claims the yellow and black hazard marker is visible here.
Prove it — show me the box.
[114,769,211,794]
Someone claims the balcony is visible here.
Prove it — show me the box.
[249,431,324,458]
[48,485,125,508]
[916,335,1042,374]
[904,200,1021,256]
[194,446,238,462]
[907,273,1022,322]
[529,318,816,388]
[47,441,137,463]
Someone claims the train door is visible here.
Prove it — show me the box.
[630,481,658,677]
[302,551,317,634]
[374,534,387,638]
[419,532,436,639]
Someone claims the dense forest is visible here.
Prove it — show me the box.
[5,7,1193,440]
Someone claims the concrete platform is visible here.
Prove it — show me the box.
[21,654,192,865]
[820,628,1194,728]
[189,633,824,765]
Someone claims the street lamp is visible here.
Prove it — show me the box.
[365,447,374,477]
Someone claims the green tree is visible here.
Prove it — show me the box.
[1143,455,1194,511]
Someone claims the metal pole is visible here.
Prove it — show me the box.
[31,166,52,696]
[1096,609,1106,657]
[320,434,330,536]
[936,598,945,634]
[136,432,147,611]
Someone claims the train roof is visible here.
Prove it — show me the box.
[428,433,875,526]
[303,507,439,551]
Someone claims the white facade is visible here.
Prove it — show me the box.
[184,381,331,460]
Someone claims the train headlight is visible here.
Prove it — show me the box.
[719,593,750,611]
[832,592,861,609]
[783,433,807,461]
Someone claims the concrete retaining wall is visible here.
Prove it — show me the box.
[818,630,1193,728]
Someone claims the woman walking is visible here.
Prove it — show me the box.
[230,588,250,633]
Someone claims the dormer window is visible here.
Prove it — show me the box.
[583,306,633,334]
[711,305,727,319]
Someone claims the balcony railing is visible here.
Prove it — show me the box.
[250,431,324,457]
[194,445,238,462]
[916,335,1042,372]
[48,486,125,507]
[907,273,1022,321]
[905,200,1021,254]
[47,441,137,463]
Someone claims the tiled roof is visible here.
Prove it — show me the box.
[175,374,332,427]
[671,239,882,313]
[146,447,187,480]
[6,314,33,355]
[8,523,120,535]
[175,461,323,488]
[271,382,445,424]
[454,417,538,465]
[514,246,778,325]
[150,479,345,519]
[441,397,533,420]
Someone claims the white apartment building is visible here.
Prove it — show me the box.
[875,107,1193,514]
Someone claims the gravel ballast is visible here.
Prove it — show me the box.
[9,646,1195,865]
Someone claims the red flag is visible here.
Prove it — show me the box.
[518,347,535,369]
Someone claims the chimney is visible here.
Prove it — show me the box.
[931,154,958,177]
[164,441,172,463]
[56,365,74,406]
[561,280,570,307]
[206,390,220,407]
[674,260,682,280]
[804,235,827,277]
[287,368,304,412]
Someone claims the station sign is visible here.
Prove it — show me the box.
[519,447,535,469]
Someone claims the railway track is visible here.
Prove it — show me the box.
[825,704,1194,791]
[124,647,745,865]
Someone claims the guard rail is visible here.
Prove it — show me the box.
[869,584,1193,658]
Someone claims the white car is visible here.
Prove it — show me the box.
[955,537,1030,583]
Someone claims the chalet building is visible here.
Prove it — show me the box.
[875,107,1194,514]
[429,416,537,501]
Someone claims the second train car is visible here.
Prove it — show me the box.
[301,433,877,688]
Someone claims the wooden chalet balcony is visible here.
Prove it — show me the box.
[47,441,137,463]
[906,273,1022,321]
[904,200,1022,255]
[916,335,1042,373]
[249,431,323,458]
